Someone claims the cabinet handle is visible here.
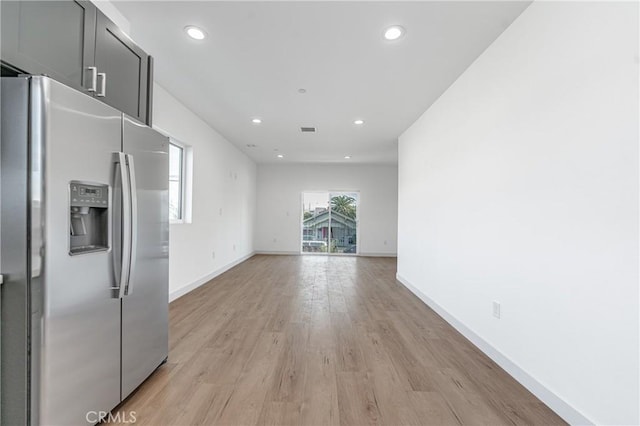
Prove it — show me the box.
[87,66,97,92]
[97,72,107,97]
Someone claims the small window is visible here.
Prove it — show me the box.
[169,142,185,222]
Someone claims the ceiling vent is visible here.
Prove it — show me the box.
[300,126,316,133]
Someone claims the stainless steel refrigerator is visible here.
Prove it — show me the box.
[1,76,169,425]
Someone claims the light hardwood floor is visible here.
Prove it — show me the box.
[110,255,565,426]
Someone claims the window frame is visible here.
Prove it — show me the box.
[169,141,186,223]
[153,126,193,225]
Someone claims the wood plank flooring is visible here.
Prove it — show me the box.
[109,255,565,426]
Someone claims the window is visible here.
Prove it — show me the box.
[301,191,359,254]
[161,131,192,224]
[169,142,185,222]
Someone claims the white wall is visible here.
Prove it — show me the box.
[153,84,257,300]
[397,2,638,425]
[255,164,397,256]
[108,1,257,300]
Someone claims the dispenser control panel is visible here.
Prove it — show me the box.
[70,183,108,207]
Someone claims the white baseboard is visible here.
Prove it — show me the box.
[395,273,593,426]
[169,252,255,302]
[255,251,397,257]
[254,250,301,256]
[359,252,397,257]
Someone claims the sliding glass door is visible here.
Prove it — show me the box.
[328,192,358,253]
[301,191,358,254]
[302,192,330,253]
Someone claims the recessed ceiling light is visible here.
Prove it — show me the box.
[354,119,365,125]
[252,118,262,124]
[298,88,307,94]
[185,26,206,40]
[344,156,351,159]
[277,154,284,158]
[384,25,405,41]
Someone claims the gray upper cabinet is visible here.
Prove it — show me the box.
[94,11,149,124]
[0,1,96,93]
[0,1,152,125]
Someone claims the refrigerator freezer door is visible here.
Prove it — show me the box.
[34,77,122,425]
[121,115,169,399]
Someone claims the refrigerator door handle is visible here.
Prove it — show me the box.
[125,154,138,296]
[114,152,132,298]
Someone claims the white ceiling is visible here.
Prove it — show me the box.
[115,1,530,164]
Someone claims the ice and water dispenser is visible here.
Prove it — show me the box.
[69,181,109,255]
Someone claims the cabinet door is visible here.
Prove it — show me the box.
[94,11,148,124]
[0,1,96,93]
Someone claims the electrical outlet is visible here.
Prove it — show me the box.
[493,301,501,319]
[383,240,388,245]
[233,244,236,251]
[211,251,216,259]
[219,208,223,216]
[273,238,277,243]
